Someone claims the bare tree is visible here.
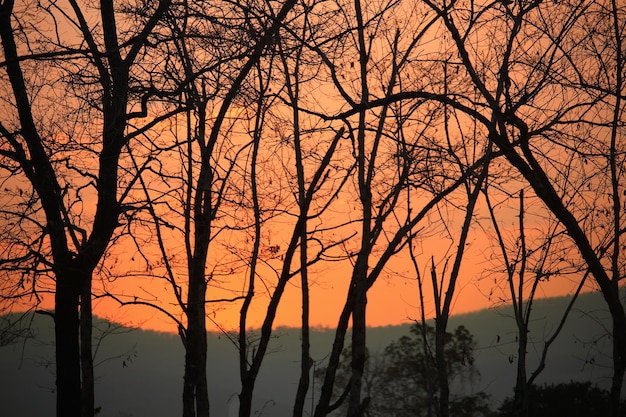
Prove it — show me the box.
[419,0,626,414]
[296,1,492,415]
[483,187,590,417]
[2,1,622,417]
[428,151,490,417]
[0,1,176,415]
[95,1,302,416]
[235,37,351,417]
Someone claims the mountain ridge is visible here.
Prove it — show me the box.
[0,290,616,416]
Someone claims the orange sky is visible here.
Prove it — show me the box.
[0,0,604,337]
[3,160,592,336]
[82,223,592,335]
[0,161,595,335]
[87,265,590,335]
[0,107,595,336]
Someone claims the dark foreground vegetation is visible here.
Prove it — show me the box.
[322,321,625,417]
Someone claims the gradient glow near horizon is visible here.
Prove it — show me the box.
[0,0,612,336]
[85,232,590,334]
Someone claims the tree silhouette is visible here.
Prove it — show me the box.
[1,0,624,416]
[419,0,626,414]
[0,1,175,415]
[315,323,492,417]
[497,381,626,417]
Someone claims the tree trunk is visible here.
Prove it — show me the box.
[513,327,528,417]
[512,191,528,417]
[81,277,95,417]
[348,256,368,417]
[239,374,254,417]
[610,312,626,417]
[608,2,624,414]
[292,248,311,417]
[313,288,354,417]
[55,278,82,417]
[491,130,626,417]
[434,318,449,417]
[182,272,209,417]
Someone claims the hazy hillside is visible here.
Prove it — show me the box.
[0,290,616,417]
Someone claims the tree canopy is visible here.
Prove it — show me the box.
[316,323,493,417]
[497,381,626,417]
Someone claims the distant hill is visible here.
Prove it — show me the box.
[0,290,616,417]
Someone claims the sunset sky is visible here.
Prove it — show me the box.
[0,0,609,339]
[1,2,624,417]
[80,224,591,334]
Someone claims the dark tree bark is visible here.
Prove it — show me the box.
[491,124,626,417]
[55,276,82,417]
[607,1,625,413]
[182,230,210,417]
[182,87,211,417]
[279,29,313,417]
[0,2,173,415]
[81,277,95,417]
[418,0,626,414]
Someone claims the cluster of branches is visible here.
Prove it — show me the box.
[0,0,624,417]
